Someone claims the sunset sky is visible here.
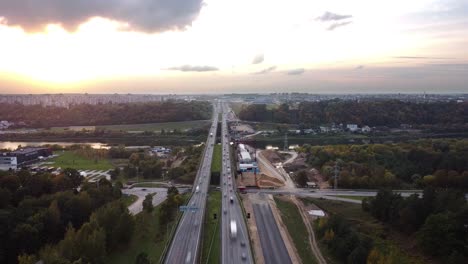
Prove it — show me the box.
[0,0,467,94]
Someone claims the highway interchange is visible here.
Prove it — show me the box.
[164,104,219,264]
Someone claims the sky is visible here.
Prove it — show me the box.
[0,0,467,94]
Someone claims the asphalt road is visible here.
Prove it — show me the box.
[221,103,253,264]
[164,104,219,264]
[253,203,292,264]
[122,187,168,215]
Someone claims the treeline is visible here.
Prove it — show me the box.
[299,139,468,189]
[0,169,126,263]
[317,215,373,263]
[363,189,468,262]
[0,101,212,128]
[166,145,203,183]
[238,100,467,127]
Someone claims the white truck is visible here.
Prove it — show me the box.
[230,220,237,239]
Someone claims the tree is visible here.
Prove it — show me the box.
[143,194,154,213]
[135,252,150,264]
[417,212,457,256]
[63,168,83,188]
[110,167,121,180]
[295,170,308,187]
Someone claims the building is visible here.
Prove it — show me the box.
[0,147,52,170]
[346,124,359,132]
[361,125,371,133]
[239,150,252,163]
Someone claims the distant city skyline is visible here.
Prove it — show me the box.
[1,0,468,94]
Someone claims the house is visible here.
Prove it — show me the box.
[346,124,359,132]
[361,126,371,133]
[320,126,331,133]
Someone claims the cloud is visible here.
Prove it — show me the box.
[393,56,454,60]
[254,66,276,75]
[252,54,264,64]
[0,0,204,32]
[287,68,305,75]
[327,21,352,31]
[167,65,218,72]
[316,12,352,21]
[355,65,364,70]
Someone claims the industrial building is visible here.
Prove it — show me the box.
[0,147,52,170]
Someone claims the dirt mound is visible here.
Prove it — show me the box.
[257,173,285,188]
[262,150,283,163]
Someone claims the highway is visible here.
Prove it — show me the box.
[220,103,253,264]
[164,104,219,264]
[253,203,292,264]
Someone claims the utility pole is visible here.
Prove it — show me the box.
[334,162,340,190]
[284,133,288,151]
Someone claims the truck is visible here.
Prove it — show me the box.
[230,220,237,239]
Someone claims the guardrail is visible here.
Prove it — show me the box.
[160,108,217,264]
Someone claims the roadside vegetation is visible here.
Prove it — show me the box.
[201,191,222,264]
[51,149,113,170]
[1,101,211,128]
[306,197,425,264]
[274,197,318,264]
[297,139,468,189]
[106,187,187,264]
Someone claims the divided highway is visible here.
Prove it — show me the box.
[220,103,253,264]
[164,105,219,264]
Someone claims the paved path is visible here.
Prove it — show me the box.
[122,187,168,215]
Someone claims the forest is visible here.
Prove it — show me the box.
[238,100,467,127]
[363,188,467,263]
[0,101,212,128]
[298,139,468,189]
[0,167,183,264]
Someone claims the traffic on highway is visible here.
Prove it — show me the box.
[164,104,219,264]
[220,103,254,264]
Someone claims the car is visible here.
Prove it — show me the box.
[223,209,227,214]
[240,240,246,247]
[241,252,247,260]
[141,188,147,191]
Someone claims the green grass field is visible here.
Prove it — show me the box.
[106,194,189,264]
[50,120,210,133]
[121,194,138,207]
[201,191,222,264]
[97,120,210,132]
[132,182,167,188]
[274,197,318,264]
[333,195,368,201]
[211,144,222,173]
[50,151,113,170]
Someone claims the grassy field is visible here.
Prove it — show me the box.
[50,120,210,133]
[211,144,222,173]
[121,194,138,207]
[106,194,188,264]
[201,191,222,264]
[132,182,167,188]
[274,197,318,264]
[50,151,113,170]
[333,195,367,201]
[97,120,210,132]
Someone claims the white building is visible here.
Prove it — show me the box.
[347,124,359,132]
[239,150,252,163]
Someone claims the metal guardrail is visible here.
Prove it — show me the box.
[160,107,217,263]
